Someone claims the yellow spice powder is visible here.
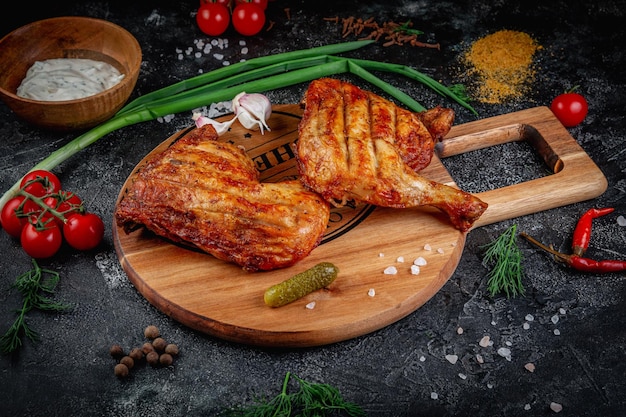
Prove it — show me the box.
[464,30,541,104]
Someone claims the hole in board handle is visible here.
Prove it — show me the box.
[435,123,564,193]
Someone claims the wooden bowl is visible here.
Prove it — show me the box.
[0,16,142,131]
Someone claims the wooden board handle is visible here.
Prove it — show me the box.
[436,106,608,228]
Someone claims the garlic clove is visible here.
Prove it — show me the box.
[232,92,272,134]
[237,111,266,133]
[192,112,238,136]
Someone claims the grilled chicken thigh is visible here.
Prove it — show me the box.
[115,125,330,271]
[295,78,487,232]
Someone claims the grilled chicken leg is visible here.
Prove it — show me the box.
[115,125,330,271]
[295,78,487,232]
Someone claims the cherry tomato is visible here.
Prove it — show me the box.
[1,196,28,238]
[63,212,105,251]
[235,0,268,10]
[550,92,588,127]
[44,191,83,217]
[21,222,62,258]
[196,3,230,36]
[20,169,62,197]
[232,3,265,36]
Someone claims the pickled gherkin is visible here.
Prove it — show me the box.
[264,262,339,307]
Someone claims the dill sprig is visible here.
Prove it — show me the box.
[1,259,73,354]
[221,372,366,417]
[481,224,525,298]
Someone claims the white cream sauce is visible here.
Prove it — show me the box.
[16,58,125,101]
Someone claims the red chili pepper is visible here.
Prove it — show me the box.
[571,207,614,256]
[521,232,626,274]
[569,256,626,273]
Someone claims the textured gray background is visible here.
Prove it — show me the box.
[1,1,625,416]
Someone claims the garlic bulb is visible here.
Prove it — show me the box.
[191,92,272,136]
[232,92,272,134]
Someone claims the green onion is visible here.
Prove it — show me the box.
[118,40,374,115]
[0,40,478,209]
[346,57,478,115]
[346,59,426,112]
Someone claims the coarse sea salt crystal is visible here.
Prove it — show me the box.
[457,326,463,335]
[437,248,444,254]
[397,256,405,262]
[525,314,535,322]
[430,392,438,400]
[413,257,427,266]
[550,402,563,413]
[617,215,626,226]
[379,252,384,257]
[368,288,375,297]
[479,336,490,347]
[523,322,530,330]
[458,373,467,380]
[551,314,559,324]
[241,47,249,55]
[305,301,316,309]
[554,329,561,335]
[497,347,511,360]
[383,266,398,275]
[410,265,420,275]
[445,354,458,364]
[424,244,432,251]
[524,363,535,372]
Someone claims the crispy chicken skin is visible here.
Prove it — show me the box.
[115,125,330,271]
[295,78,487,232]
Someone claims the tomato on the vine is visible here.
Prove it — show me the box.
[550,91,588,127]
[63,212,105,251]
[1,197,28,238]
[232,3,265,36]
[235,0,268,10]
[20,169,62,197]
[196,2,230,36]
[21,221,63,259]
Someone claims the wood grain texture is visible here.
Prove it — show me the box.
[113,105,607,347]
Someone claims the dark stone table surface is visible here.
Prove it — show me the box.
[1,1,625,416]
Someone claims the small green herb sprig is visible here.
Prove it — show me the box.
[221,371,366,417]
[1,259,73,354]
[482,224,525,298]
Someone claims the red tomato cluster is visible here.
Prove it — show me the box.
[196,0,268,37]
[1,170,105,259]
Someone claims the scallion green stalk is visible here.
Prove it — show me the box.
[346,60,426,112]
[346,57,478,115]
[118,40,374,115]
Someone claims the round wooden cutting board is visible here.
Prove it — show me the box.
[113,104,607,347]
